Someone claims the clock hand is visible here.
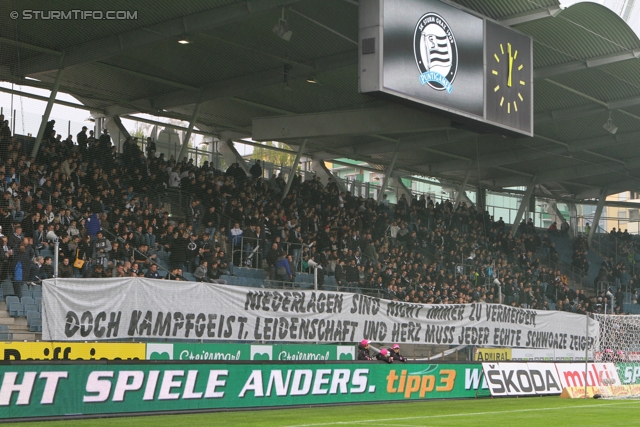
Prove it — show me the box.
[508,43,513,88]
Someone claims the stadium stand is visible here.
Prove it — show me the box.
[0,110,640,344]
[0,112,639,343]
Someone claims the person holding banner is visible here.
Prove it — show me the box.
[388,344,407,362]
[376,348,393,363]
[357,339,372,361]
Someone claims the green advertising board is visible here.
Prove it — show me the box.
[145,343,357,361]
[616,363,640,385]
[0,362,489,419]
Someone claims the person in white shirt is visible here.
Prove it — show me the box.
[169,167,181,188]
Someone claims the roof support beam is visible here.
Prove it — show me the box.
[588,188,607,247]
[511,181,536,236]
[94,62,200,91]
[378,142,400,200]
[485,155,640,188]
[178,103,201,161]
[19,0,304,76]
[282,139,307,201]
[0,36,62,56]
[32,69,64,159]
[536,94,640,125]
[542,79,640,123]
[0,86,100,112]
[534,49,640,79]
[105,50,356,114]
[252,107,451,140]
[351,130,476,156]
[454,167,472,210]
[576,179,638,199]
[426,126,640,173]
[498,6,561,26]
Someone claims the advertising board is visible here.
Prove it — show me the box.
[482,362,623,397]
[145,343,356,361]
[0,362,489,419]
[482,362,563,396]
[0,342,145,361]
[475,347,588,361]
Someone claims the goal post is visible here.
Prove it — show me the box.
[591,313,640,398]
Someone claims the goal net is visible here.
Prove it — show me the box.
[592,313,640,398]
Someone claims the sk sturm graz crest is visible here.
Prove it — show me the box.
[414,13,458,93]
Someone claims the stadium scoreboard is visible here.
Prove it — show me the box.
[359,0,533,137]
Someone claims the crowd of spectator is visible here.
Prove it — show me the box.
[0,111,626,315]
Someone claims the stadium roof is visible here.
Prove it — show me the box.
[1,0,640,200]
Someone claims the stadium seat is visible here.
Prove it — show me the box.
[30,318,42,333]
[238,277,249,286]
[182,272,196,282]
[0,325,8,332]
[26,310,40,326]
[20,283,31,298]
[5,296,19,310]
[21,296,34,306]
[31,284,42,294]
[0,333,13,340]
[34,296,42,307]
[24,303,38,314]
[9,302,24,317]
[220,275,231,283]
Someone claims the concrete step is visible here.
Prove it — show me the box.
[11,332,36,341]
[0,309,10,318]
[14,318,27,327]
[0,317,14,325]
[9,324,30,332]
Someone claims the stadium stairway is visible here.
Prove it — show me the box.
[0,302,40,341]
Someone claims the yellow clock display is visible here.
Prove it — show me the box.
[491,42,526,115]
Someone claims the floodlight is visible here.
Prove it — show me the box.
[273,9,292,41]
[603,112,618,135]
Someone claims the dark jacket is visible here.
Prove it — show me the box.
[58,263,74,278]
[335,264,346,283]
[170,236,189,263]
[388,348,407,362]
[375,351,393,363]
[275,255,292,276]
[266,247,280,267]
[357,343,371,361]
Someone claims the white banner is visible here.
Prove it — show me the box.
[42,278,600,345]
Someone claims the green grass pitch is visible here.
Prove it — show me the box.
[5,397,640,426]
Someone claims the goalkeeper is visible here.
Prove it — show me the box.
[388,344,408,362]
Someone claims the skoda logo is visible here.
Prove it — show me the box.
[414,12,458,93]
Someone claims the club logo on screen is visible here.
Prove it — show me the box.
[414,13,458,93]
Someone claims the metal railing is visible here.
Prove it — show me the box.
[595,281,635,314]
[589,225,638,277]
